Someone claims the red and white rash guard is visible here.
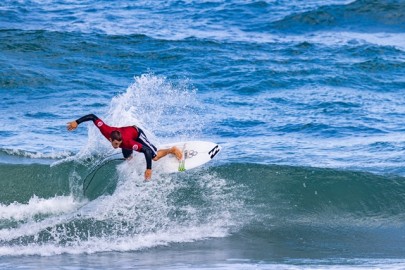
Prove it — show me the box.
[75,114,157,170]
[94,118,143,152]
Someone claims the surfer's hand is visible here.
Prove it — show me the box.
[145,169,152,181]
[67,121,78,131]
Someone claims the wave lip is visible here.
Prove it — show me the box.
[271,0,405,33]
[0,195,78,221]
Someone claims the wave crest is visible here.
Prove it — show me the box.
[272,0,405,33]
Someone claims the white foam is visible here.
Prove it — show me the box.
[2,148,73,160]
[0,157,245,256]
[0,195,80,221]
[0,196,86,242]
[94,74,203,148]
[0,222,229,256]
[290,32,405,51]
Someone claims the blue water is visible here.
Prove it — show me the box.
[1,0,405,269]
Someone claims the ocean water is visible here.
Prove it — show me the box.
[1,0,405,269]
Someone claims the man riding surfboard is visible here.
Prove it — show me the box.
[67,114,182,180]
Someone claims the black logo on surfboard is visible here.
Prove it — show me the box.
[209,145,220,159]
[184,150,198,159]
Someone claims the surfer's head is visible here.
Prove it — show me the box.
[109,130,122,148]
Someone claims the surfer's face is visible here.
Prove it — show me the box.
[109,139,122,149]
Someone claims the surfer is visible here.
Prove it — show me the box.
[67,114,182,180]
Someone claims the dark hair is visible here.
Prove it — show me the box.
[110,130,122,141]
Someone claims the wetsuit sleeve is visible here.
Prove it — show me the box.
[140,147,153,170]
[76,114,99,124]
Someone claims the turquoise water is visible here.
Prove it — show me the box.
[1,0,405,269]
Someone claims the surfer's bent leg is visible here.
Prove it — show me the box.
[136,127,182,162]
[153,147,183,161]
[136,128,157,154]
[134,128,156,167]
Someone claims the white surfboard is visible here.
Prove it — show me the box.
[155,141,221,173]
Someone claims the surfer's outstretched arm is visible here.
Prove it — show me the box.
[67,114,99,131]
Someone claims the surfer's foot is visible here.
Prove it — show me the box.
[170,146,183,160]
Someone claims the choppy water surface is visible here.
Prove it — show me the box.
[1,0,405,269]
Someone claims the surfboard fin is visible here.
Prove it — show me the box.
[178,144,187,171]
[178,160,186,172]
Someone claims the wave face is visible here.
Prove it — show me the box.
[1,161,405,259]
[0,160,245,256]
